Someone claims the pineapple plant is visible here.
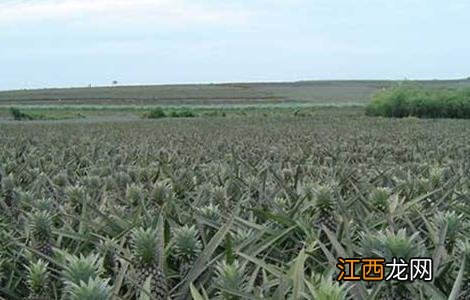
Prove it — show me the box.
[197,203,221,237]
[171,225,202,277]
[214,260,247,299]
[33,197,55,213]
[138,167,152,184]
[314,186,337,232]
[209,185,228,211]
[125,183,144,205]
[35,173,56,200]
[358,231,384,258]
[19,190,34,207]
[375,229,424,300]
[224,178,241,202]
[232,228,256,247]
[171,170,194,198]
[150,180,171,205]
[299,181,316,201]
[61,253,104,286]
[26,259,50,300]
[1,175,19,219]
[281,167,294,183]
[82,175,101,191]
[308,274,347,300]
[273,195,289,213]
[128,167,140,182]
[52,172,69,188]
[65,185,86,214]
[114,171,132,191]
[370,187,391,213]
[245,175,260,202]
[434,211,464,253]
[99,238,118,279]
[28,211,54,258]
[51,172,68,200]
[429,166,445,188]
[377,229,424,261]
[104,175,118,191]
[68,277,112,300]
[197,203,221,223]
[131,227,168,299]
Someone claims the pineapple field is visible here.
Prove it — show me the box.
[1,109,469,299]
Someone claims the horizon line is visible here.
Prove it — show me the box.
[2,76,470,93]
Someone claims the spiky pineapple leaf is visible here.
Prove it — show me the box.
[288,248,306,299]
[156,214,165,269]
[190,283,208,300]
[448,256,466,300]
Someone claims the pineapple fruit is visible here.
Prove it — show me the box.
[131,227,168,299]
[1,175,19,219]
[29,211,54,258]
[314,186,337,232]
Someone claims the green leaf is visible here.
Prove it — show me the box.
[237,252,283,277]
[156,214,165,269]
[448,256,466,300]
[190,283,207,300]
[225,233,234,264]
[273,276,289,300]
[288,248,306,300]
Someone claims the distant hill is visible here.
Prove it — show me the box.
[1,79,469,106]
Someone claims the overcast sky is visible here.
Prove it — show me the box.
[1,0,470,90]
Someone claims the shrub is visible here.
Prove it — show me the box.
[366,85,470,118]
[169,110,196,118]
[10,107,31,120]
[144,107,167,119]
[9,107,49,121]
[144,108,197,119]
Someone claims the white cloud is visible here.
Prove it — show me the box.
[0,0,257,28]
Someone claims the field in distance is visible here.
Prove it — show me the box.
[1,79,470,121]
[2,79,470,106]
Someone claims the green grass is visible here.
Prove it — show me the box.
[0,103,365,122]
[0,101,364,111]
[366,85,470,118]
